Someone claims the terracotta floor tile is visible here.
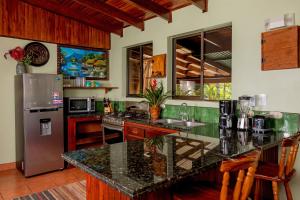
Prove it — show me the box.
[48,170,79,186]
[0,169,23,181]
[0,177,27,191]
[72,169,87,181]
[25,173,57,193]
[1,185,31,200]
[0,168,86,198]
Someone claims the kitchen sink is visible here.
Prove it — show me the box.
[173,121,205,128]
[154,118,181,124]
[154,119,205,128]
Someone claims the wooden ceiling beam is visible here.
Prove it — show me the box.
[176,59,188,68]
[204,58,231,74]
[127,0,172,22]
[204,76,231,83]
[21,0,124,36]
[188,64,201,72]
[73,0,144,31]
[177,51,231,74]
[187,0,208,12]
[187,71,201,77]
[176,68,187,74]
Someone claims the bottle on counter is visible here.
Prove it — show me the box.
[104,98,113,114]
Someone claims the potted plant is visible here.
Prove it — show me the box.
[141,79,171,120]
[4,46,31,74]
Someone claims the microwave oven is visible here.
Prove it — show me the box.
[66,97,96,113]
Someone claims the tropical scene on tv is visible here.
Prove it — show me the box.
[59,46,108,79]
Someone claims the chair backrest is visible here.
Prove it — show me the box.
[219,150,261,200]
[278,133,300,179]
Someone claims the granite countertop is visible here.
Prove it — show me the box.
[126,118,220,136]
[67,112,103,118]
[62,119,295,198]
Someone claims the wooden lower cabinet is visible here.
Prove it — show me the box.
[86,174,172,200]
[124,121,177,141]
[68,115,103,151]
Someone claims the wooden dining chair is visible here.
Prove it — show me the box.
[254,133,300,200]
[173,150,261,200]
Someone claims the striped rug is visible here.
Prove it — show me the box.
[14,181,86,200]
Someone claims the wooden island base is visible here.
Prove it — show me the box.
[86,174,172,200]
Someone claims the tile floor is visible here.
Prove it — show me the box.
[0,168,86,200]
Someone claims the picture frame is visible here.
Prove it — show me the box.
[57,45,109,80]
[151,54,166,78]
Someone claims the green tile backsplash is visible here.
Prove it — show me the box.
[273,113,299,133]
[161,104,219,123]
[96,101,299,133]
[96,101,126,113]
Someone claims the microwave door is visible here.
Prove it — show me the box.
[69,99,88,113]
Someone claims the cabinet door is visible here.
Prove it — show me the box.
[262,26,299,70]
[126,135,144,141]
[126,126,145,141]
[145,129,168,138]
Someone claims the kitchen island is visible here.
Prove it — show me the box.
[62,121,294,200]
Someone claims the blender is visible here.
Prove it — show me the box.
[237,96,254,130]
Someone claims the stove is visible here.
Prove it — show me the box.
[102,102,149,144]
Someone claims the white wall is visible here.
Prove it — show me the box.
[108,0,300,113]
[0,37,57,164]
[107,0,300,197]
[1,0,300,196]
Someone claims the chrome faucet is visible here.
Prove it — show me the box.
[179,103,189,121]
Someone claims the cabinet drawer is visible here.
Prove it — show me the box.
[127,126,145,138]
[127,135,144,141]
[145,130,168,138]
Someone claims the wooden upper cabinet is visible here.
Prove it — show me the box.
[262,26,300,70]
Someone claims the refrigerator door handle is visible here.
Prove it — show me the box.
[28,107,61,112]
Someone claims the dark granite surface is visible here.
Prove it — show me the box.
[126,118,220,137]
[62,119,298,198]
[67,112,103,118]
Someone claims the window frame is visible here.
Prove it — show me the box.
[126,42,153,98]
[171,23,232,101]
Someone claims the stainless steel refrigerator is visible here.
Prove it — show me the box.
[15,74,64,177]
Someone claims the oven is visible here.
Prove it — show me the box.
[101,102,149,144]
[102,121,124,144]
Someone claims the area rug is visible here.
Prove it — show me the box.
[13,181,86,200]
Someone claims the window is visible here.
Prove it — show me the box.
[127,43,153,97]
[172,25,232,101]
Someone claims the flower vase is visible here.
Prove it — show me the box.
[150,106,160,121]
[16,62,26,75]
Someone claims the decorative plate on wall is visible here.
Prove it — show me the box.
[25,42,50,66]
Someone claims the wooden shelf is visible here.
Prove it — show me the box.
[64,86,118,93]
[76,135,103,146]
[77,142,103,150]
[104,133,121,141]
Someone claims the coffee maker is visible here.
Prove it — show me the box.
[219,100,237,129]
[237,96,254,130]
